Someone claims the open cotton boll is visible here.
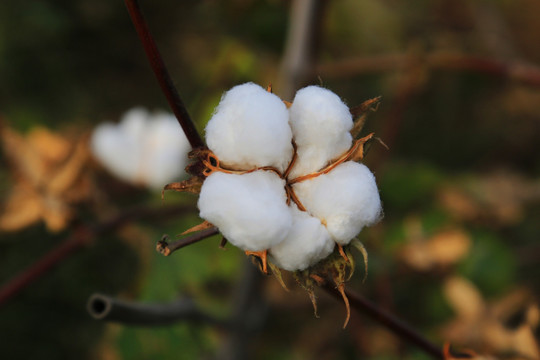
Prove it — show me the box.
[288,86,353,178]
[198,170,292,252]
[293,161,382,245]
[91,108,190,190]
[205,83,293,172]
[270,205,334,271]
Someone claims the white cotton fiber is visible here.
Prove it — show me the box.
[91,108,147,185]
[205,83,293,172]
[198,170,292,251]
[292,161,382,245]
[91,108,190,190]
[142,111,191,189]
[270,204,334,271]
[288,86,353,178]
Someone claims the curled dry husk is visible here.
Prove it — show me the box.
[290,238,368,328]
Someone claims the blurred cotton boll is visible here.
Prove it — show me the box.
[91,107,190,190]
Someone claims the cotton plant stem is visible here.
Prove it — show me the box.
[322,282,444,360]
[0,229,91,307]
[278,0,327,99]
[87,293,227,327]
[123,0,205,149]
[0,204,192,307]
[216,260,266,360]
[314,52,540,87]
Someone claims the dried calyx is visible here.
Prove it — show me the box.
[164,83,383,327]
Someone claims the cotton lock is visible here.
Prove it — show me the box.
[205,83,293,173]
[198,170,291,252]
[292,161,382,245]
[269,204,335,271]
[288,86,354,178]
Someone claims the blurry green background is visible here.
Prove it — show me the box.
[1,0,539,359]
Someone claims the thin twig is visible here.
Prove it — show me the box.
[0,204,192,307]
[0,228,91,307]
[278,0,328,99]
[87,293,227,327]
[314,52,540,87]
[216,259,266,360]
[156,227,219,256]
[123,0,205,149]
[322,282,443,359]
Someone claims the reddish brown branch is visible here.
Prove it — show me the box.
[124,0,205,149]
[322,282,444,359]
[0,204,193,307]
[314,52,540,87]
[0,229,91,307]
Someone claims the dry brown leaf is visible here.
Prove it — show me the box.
[438,187,480,221]
[442,277,540,359]
[28,127,71,164]
[1,127,47,184]
[0,183,43,231]
[0,125,91,233]
[502,86,540,117]
[400,227,471,271]
[47,139,89,195]
[512,325,540,359]
[444,277,485,321]
[427,229,471,266]
[438,171,540,226]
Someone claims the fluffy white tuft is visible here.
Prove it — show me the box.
[205,83,293,172]
[270,205,334,271]
[293,161,382,245]
[91,108,190,190]
[142,111,191,189]
[198,170,292,251]
[288,86,353,178]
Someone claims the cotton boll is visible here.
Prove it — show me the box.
[288,86,353,178]
[205,83,293,172]
[270,205,334,271]
[143,112,190,189]
[91,108,190,190]
[198,170,292,252]
[293,161,382,245]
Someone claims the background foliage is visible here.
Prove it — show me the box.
[1,0,539,359]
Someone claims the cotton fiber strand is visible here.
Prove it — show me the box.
[293,161,382,245]
[270,205,334,271]
[198,171,292,251]
[288,86,353,178]
[205,83,293,172]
